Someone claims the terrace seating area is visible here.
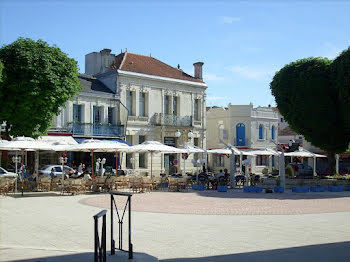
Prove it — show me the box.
[0,174,197,196]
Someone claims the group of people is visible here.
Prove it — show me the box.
[49,163,92,180]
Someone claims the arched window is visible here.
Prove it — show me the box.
[271,125,275,140]
[259,124,264,140]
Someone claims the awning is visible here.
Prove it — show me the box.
[73,137,131,146]
[36,135,78,145]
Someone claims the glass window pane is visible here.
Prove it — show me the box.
[139,92,145,117]
[173,96,177,115]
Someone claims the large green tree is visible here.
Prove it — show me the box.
[270,50,350,174]
[0,38,81,138]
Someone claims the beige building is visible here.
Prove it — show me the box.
[51,49,208,176]
[206,104,278,174]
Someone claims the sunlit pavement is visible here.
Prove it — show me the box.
[1,191,350,261]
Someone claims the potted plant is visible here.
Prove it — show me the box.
[328,180,344,192]
[271,168,279,176]
[217,180,228,192]
[274,177,284,193]
[310,180,327,192]
[292,179,309,193]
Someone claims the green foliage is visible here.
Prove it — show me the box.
[271,49,350,173]
[0,38,81,138]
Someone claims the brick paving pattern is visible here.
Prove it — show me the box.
[81,190,350,215]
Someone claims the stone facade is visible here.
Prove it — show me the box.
[206,104,278,173]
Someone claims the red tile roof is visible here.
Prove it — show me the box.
[109,52,204,83]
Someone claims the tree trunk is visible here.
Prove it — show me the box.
[328,152,336,175]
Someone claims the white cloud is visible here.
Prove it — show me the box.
[219,16,240,24]
[228,65,275,81]
[323,42,342,59]
[203,73,224,81]
[207,96,228,101]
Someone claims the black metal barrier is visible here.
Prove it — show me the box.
[93,209,107,262]
[110,191,133,259]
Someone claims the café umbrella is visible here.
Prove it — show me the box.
[128,141,186,178]
[66,139,131,177]
[179,142,206,177]
[0,136,53,195]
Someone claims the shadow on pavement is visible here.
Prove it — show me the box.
[191,189,350,200]
[161,241,350,262]
[4,250,158,262]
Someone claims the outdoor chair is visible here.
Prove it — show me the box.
[168,177,178,192]
[70,178,86,194]
[105,176,116,191]
[129,177,142,193]
[92,176,107,192]
[38,177,51,192]
[0,177,13,196]
[23,180,37,192]
[61,179,72,195]
[141,177,153,192]
[177,177,187,191]
[50,177,61,191]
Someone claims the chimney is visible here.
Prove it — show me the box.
[193,62,204,80]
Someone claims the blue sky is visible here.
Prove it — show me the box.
[1,0,350,107]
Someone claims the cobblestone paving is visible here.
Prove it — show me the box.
[81,190,350,215]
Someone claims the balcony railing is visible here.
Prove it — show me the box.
[151,113,192,127]
[68,123,125,137]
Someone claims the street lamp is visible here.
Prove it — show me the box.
[97,158,107,176]
[12,155,21,193]
[271,140,286,191]
[130,157,136,176]
[175,129,193,145]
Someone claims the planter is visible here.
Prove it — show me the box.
[328,185,344,192]
[217,185,228,192]
[292,186,309,193]
[243,186,263,193]
[310,186,327,192]
[274,186,284,193]
[192,184,205,191]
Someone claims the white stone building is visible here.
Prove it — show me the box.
[51,49,208,176]
[206,104,279,174]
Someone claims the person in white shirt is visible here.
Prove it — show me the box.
[216,169,225,179]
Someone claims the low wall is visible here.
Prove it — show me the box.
[259,178,350,189]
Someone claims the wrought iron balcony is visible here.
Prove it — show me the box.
[68,123,125,137]
[151,113,192,127]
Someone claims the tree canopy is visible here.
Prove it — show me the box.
[0,38,81,138]
[270,48,350,172]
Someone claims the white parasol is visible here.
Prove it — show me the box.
[129,141,185,178]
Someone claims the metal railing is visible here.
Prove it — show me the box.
[68,123,125,137]
[93,210,107,262]
[151,113,192,127]
[110,192,133,259]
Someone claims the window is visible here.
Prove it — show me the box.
[93,106,102,124]
[164,95,170,115]
[194,138,199,160]
[256,155,268,166]
[271,125,275,140]
[138,135,146,168]
[126,135,133,169]
[259,124,264,140]
[126,154,132,169]
[126,91,133,115]
[173,96,178,115]
[73,104,82,123]
[194,99,200,121]
[139,92,146,117]
[214,155,224,167]
[108,107,114,124]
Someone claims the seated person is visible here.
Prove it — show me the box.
[216,169,225,179]
[224,169,229,180]
[68,168,75,177]
[24,169,35,181]
[50,168,57,178]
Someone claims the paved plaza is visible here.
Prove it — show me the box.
[1,190,350,261]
